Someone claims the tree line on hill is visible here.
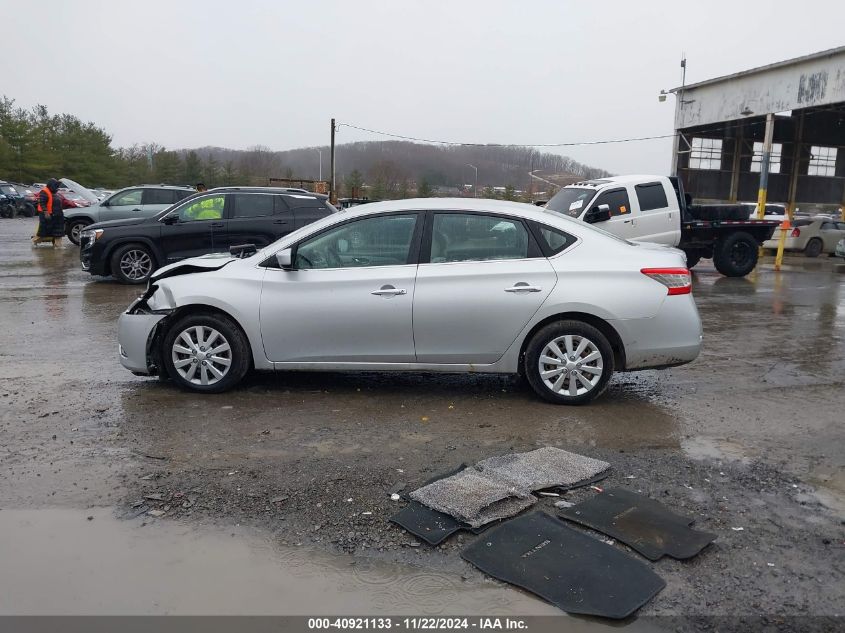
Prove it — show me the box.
[0,96,610,199]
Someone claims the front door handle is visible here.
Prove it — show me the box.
[132,208,142,212]
[505,283,542,293]
[371,285,407,296]
[210,222,225,228]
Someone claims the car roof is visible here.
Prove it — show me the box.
[206,186,328,199]
[334,197,545,217]
[133,184,196,190]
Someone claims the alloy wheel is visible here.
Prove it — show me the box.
[538,334,603,397]
[119,249,152,281]
[171,325,232,386]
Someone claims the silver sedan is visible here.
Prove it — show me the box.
[118,199,702,404]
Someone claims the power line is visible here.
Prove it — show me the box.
[336,122,676,147]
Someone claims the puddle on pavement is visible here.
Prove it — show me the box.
[0,507,560,616]
[681,436,752,464]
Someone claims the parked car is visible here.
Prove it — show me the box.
[743,202,787,221]
[11,184,38,216]
[762,217,845,257]
[82,187,335,284]
[64,184,195,244]
[0,182,25,217]
[835,238,845,258]
[116,198,702,403]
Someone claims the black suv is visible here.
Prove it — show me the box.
[80,187,336,283]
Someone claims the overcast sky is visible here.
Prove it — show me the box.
[4,0,844,174]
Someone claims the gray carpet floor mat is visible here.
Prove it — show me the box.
[409,447,610,527]
[557,487,718,561]
[461,511,665,619]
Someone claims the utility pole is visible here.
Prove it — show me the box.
[315,148,323,181]
[329,118,336,204]
[467,164,478,197]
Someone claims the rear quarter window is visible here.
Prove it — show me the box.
[635,183,669,211]
[531,222,577,255]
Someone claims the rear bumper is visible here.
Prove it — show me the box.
[613,294,702,370]
[762,237,801,250]
[118,310,166,374]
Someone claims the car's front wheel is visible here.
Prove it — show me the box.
[524,320,614,405]
[162,312,251,393]
[111,243,155,284]
[66,218,92,245]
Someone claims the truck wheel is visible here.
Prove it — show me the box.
[804,238,823,258]
[111,243,156,284]
[713,232,758,277]
[683,250,701,269]
[524,320,614,405]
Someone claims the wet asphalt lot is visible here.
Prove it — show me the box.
[1,217,843,623]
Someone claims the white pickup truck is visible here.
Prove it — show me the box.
[544,175,780,277]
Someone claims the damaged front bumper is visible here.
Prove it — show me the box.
[117,288,171,375]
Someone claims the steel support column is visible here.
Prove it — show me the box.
[728,126,744,202]
[756,113,775,219]
[776,113,805,270]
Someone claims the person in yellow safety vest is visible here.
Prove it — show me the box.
[183,193,224,221]
[32,178,65,246]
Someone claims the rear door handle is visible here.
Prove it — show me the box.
[211,222,225,228]
[371,285,407,296]
[505,283,542,293]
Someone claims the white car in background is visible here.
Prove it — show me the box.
[117,198,702,405]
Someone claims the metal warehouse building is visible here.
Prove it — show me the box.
[670,46,845,213]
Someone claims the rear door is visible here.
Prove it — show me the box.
[631,181,681,245]
[158,193,229,262]
[100,188,144,221]
[412,211,556,363]
[140,188,178,218]
[226,192,286,249]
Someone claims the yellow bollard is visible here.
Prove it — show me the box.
[774,218,790,271]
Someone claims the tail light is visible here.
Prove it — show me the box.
[641,268,692,295]
[790,228,801,237]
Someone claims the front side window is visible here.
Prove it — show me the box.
[591,188,631,217]
[176,194,225,222]
[295,214,417,269]
[635,183,669,211]
[545,187,596,218]
[109,189,143,206]
[231,193,274,218]
[430,214,529,263]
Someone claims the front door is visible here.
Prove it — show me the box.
[100,188,144,221]
[413,212,556,364]
[588,187,640,241]
[259,213,421,363]
[159,193,228,262]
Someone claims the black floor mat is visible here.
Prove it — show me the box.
[557,488,717,561]
[461,512,664,619]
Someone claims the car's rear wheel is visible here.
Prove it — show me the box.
[111,243,155,284]
[804,238,823,258]
[524,320,614,405]
[162,312,250,393]
[66,218,92,245]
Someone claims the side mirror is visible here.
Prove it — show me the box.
[275,248,292,269]
[584,204,611,224]
[162,215,179,225]
[100,200,108,207]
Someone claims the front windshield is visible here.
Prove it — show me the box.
[545,187,596,218]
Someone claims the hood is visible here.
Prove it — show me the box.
[60,178,100,205]
[88,216,153,230]
[150,253,238,283]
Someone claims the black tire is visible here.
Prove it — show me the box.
[110,243,156,284]
[66,218,92,245]
[713,231,758,277]
[524,320,614,405]
[162,312,250,393]
[804,238,823,258]
[683,250,701,269]
[22,202,36,217]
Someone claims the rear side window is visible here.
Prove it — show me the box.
[533,223,576,255]
[231,193,274,218]
[283,195,323,209]
[592,188,630,217]
[430,214,529,263]
[142,189,177,205]
[821,222,836,231]
[635,183,669,211]
[173,189,193,201]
